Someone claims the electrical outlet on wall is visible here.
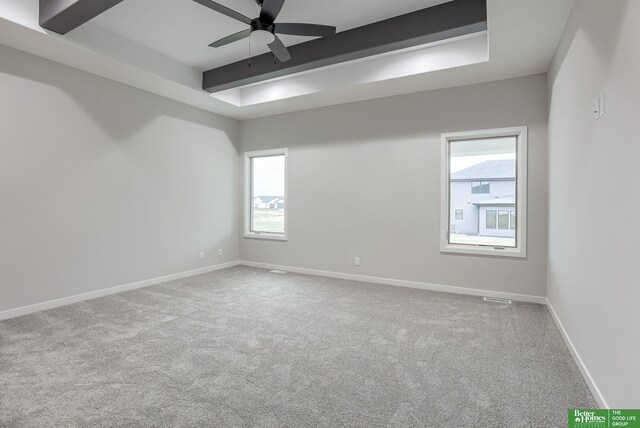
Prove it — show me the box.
[354,257,360,266]
[218,249,223,256]
[199,251,205,260]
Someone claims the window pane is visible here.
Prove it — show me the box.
[510,210,516,230]
[251,155,285,234]
[486,210,496,229]
[498,210,509,229]
[472,181,490,194]
[448,136,516,247]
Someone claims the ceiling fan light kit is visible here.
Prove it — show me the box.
[193,0,337,63]
[250,29,275,45]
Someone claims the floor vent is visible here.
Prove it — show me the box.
[270,270,287,274]
[483,297,512,304]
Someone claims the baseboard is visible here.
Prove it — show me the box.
[238,260,607,405]
[546,299,608,409]
[238,260,547,304]
[0,261,240,321]
[1,258,605,408]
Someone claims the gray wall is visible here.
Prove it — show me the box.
[0,44,240,313]
[240,74,549,297]
[547,0,640,407]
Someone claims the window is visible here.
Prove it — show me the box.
[486,210,496,229]
[244,148,287,240]
[441,127,527,258]
[498,210,509,229]
[471,181,490,194]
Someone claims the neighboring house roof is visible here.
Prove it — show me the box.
[473,195,516,206]
[254,196,284,203]
[451,159,515,181]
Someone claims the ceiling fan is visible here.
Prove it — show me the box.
[193,0,337,63]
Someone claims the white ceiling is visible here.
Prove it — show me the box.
[92,0,449,70]
[0,0,575,120]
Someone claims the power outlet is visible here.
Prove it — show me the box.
[218,248,223,256]
[199,251,205,260]
[354,257,360,266]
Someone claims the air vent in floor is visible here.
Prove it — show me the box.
[483,297,512,304]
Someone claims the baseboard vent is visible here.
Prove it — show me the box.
[483,296,512,304]
[270,270,287,274]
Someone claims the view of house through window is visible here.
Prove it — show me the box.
[448,136,517,247]
[250,153,286,235]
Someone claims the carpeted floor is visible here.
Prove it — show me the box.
[0,266,596,427]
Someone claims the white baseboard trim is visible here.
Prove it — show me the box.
[546,299,608,409]
[1,258,605,408]
[238,260,547,305]
[0,261,240,321]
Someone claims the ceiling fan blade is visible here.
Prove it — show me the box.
[192,0,252,25]
[259,0,285,24]
[275,23,336,37]
[209,29,251,47]
[267,35,291,62]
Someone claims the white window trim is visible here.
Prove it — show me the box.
[440,126,527,258]
[244,148,288,241]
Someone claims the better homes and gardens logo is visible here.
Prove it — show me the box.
[568,409,640,428]
[570,409,607,427]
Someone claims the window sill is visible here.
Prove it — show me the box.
[440,243,526,258]
[244,233,288,241]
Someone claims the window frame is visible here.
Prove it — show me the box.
[440,126,527,258]
[244,148,288,241]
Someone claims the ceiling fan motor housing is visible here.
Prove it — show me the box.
[251,20,275,34]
